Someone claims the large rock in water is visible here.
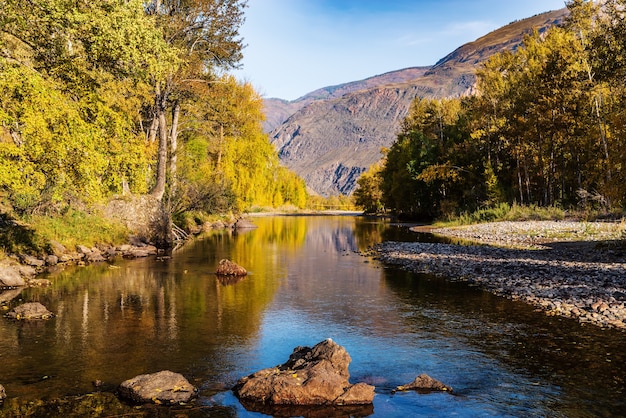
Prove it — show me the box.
[234,218,258,230]
[233,339,375,408]
[215,259,247,276]
[118,370,197,405]
[7,302,53,320]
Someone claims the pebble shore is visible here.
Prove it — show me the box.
[374,221,626,330]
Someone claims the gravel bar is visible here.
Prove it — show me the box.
[373,221,626,330]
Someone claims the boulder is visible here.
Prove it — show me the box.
[85,248,106,263]
[118,370,197,405]
[17,264,37,279]
[19,254,45,268]
[76,245,92,255]
[0,384,5,403]
[0,260,26,288]
[45,255,59,266]
[233,339,375,407]
[234,218,258,230]
[49,241,67,257]
[395,374,452,393]
[7,302,54,320]
[215,259,247,276]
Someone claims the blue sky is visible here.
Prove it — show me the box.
[232,1,567,101]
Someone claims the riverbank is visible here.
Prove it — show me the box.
[373,221,626,330]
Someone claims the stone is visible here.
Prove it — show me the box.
[49,241,67,257]
[118,370,197,405]
[0,288,22,304]
[335,382,376,405]
[234,218,258,230]
[85,248,106,263]
[45,255,59,266]
[395,374,453,393]
[17,264,37,279]
[233,339,375,407]
[7,302,54,320]
[0,384,5,403]
[76,245,92,255]
[0,260,26,288]
[211,220,226,230]
[123,248,151,258]
[216,259,247,276]
[19,254,45,268]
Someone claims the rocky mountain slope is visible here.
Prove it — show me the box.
[266,8,568,196]
[262,67,429,133]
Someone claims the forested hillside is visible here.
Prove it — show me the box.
[355,0,626,218]
[0,0,307,222]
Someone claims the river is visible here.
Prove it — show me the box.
[0,215,624,417]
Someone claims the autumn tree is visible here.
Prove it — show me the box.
[144,0,247,201]
[354,160,385,213]
[0,0,169,212]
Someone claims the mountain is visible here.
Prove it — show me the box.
[266,8,569,197]
[262,67,430,133]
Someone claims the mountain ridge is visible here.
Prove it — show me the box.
[265,8,569,196]
[262,66,430,133]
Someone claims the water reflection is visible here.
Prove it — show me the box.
[0,216,624,418]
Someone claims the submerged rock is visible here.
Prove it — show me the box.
[7,302,54,320]
[215,259,247,276]
[118,370,197,405]
[233,339,375,408]
[395,374,452,393]
[0,383,5,403]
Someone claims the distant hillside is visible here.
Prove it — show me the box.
[267,8,569,196]
[262,67,429,133]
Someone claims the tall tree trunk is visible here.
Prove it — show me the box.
[151,83,169,201]
[151,109,168,201]
[169,100,180,197]
[147,114,158,143]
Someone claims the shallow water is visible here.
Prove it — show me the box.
[0,215,624,417]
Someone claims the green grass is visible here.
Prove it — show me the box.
[25,209,130,253]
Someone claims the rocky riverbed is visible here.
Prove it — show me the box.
[374,221,626,330]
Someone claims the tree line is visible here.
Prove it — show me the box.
[355,0,626,219]
[0,0,307,218]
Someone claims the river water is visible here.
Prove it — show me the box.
[0,215,624,417]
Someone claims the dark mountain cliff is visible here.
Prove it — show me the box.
[266,8,569,196]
